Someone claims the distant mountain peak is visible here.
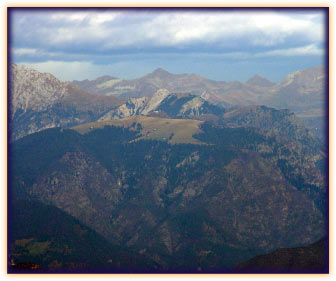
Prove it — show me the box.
[95,75,119,81]
[280,65,325,88]
[246,74,276,87]
[148,67,172,78]
[153,67,169,73]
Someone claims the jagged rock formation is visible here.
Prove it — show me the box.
[99,89,169,120]
[10,64,69,116]
[99,89,224,120]
[9,64,123,141]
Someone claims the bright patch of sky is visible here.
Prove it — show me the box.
[9,8,326,82]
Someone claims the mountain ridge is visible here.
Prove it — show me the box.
[10,63,327,141]
[99,89,224,121]
[10,110,326,271]
[246,74,276,87]
[9,64,124,141]
[71,65,326,138]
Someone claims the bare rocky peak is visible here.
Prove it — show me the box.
[9,64,124,141]
[280,65,325,89]
[141,89,170,115]
[99,88,170,120]
[10,64,69,116]
[98,87,214,121]
[180,96,205,114]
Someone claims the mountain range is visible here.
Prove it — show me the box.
[72,65,326,123]
[8,63,328,273]
[10,64,326,142]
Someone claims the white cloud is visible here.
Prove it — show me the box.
[115,11,324,47]
[50,11,120,24]
[12,9,325,51]
[51,12,89,22]
[256,44,323,57]
[90,13,121,25]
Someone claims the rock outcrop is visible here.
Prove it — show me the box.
[9,64,123,141]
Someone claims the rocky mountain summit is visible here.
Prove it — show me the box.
[72,67,224,98]
[72,65,324,112]
[9,64,123,141]
[72,65,326,138]
[99,89,224,120]
[10,64,69,116]
[9,65,225,140]
[10,64,326,140]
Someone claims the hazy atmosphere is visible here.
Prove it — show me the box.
[10,8,326,82]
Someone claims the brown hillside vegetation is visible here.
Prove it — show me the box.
[72,116,204,144]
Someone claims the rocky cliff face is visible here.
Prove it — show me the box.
[99,89,223,120]
[10,64,69,116]
[9,64,123,141]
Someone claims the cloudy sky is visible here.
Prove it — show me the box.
[9,8,327,82]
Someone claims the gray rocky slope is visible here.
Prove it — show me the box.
[9,64,123,141]
[99,89,224,120]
